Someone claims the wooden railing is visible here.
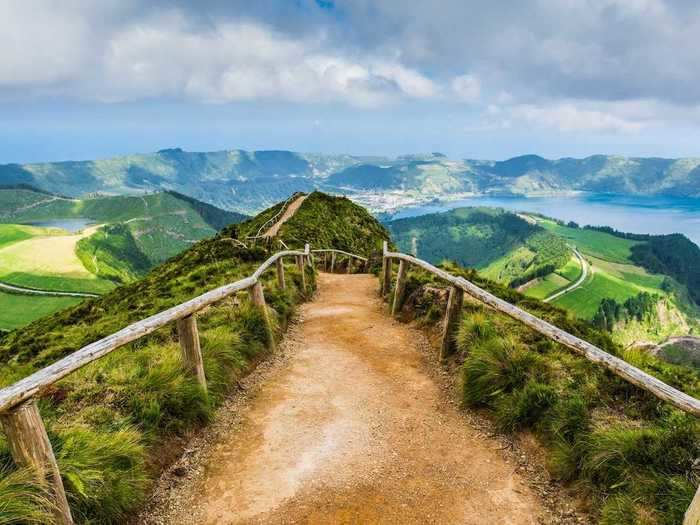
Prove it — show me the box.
[381,242,700,415]
[0,244,311,525]
[312,248,368,273]
[381,241,700,525]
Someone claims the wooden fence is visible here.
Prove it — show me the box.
[381,241,700,525]
[0,245,311,525]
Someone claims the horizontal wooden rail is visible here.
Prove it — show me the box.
[311,249,368,262]
[382,242,700,418]
[0,245,309,415]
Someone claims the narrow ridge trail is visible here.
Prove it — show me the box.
[262,194,307,238]
[143,273,549,524]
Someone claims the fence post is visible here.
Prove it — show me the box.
[391,260,408,316]
[176,314,207,394]
[382,258,393,297]
[347,257,353,274]
[248,281,276,350]
[276,258,286,290]
[0,400,74,525]
[685,486,700,525]
[330,252,336,273]
[297,255,306,291]
[440,285,464,360]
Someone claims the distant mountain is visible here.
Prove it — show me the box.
[2,149,699,214]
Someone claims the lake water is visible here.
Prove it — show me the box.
[22,218,94,233]
[391,194,700,246]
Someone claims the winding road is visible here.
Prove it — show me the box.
[544,247,588,303]
[0,280,99,298]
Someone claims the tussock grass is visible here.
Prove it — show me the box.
[461,335,548,406]
[0,465,54,524]
[391,260,700,524]
[55,426,147,524]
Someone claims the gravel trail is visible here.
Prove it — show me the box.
[140,273,571,524]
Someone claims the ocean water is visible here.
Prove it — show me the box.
[391,194,700,246]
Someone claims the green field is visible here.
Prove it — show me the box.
[537,218,639,263]
[556,256,583,281]
[523,272,570,300]
[0,223,57,249]
[552,260,665,319]
[0,291,81,330]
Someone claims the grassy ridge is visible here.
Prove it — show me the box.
[0,193,387,523]
[389,261,700,524]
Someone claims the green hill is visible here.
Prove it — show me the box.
[0,192,389,523]
[385,207,571,285]
[385,208,699,346]
[0,188,246,330]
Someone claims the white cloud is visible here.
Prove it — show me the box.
[509,103,644,133]
[451,74,480,102]
[0,6,438,108]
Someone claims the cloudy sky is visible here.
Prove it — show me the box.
[2,0,700,163]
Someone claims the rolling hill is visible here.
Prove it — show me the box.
[1,149,700,214]
[0,187,246,330]
[0,192,698,525]
[385,207,700,345]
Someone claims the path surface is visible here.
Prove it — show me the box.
[544,248,588,303]
[263,194,307,238]
[0,280,98,297]
[144,273,546,524]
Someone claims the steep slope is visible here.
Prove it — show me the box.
[385,207,571,286]
[0,193,388,523]
[386,207,699,346]
[386,259,700,525]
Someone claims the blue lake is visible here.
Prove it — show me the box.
[391,194,700,246]
[22,218,95,233]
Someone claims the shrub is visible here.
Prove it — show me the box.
[545,394,591,444]
[0,465,54,524]
[54,425,148,524]
[461,335,548,406]
[496,381,558,432]
[600,494,656,525]
[455,312,496,353]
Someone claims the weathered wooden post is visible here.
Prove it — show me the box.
[0,401,74,524]
[276,258,286,290]
[391,260,408,316]
[323,252,328,271]
[685,487,700,525]
[176,314,207,393]
[297,255,306,290]
[330,252,336,273]
[382,258,393,297]
[347,257,353,274]
[248,281,276,350]
[440,285,464,360]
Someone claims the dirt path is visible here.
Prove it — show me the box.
[263,194,307,238]
[544,248,588,303]
[142,273,555,524]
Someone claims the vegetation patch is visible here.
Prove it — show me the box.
[386,260,700,524]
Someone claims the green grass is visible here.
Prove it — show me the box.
[538,219,640,263]
[523,273,571,300]
[0,224,49,249]
[553,259,666,319]
[389,261,700,525]
[0,291,81,331]
[556,256,583,281]
[0,193,380,523]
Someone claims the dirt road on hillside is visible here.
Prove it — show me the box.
[142,273,551,524]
